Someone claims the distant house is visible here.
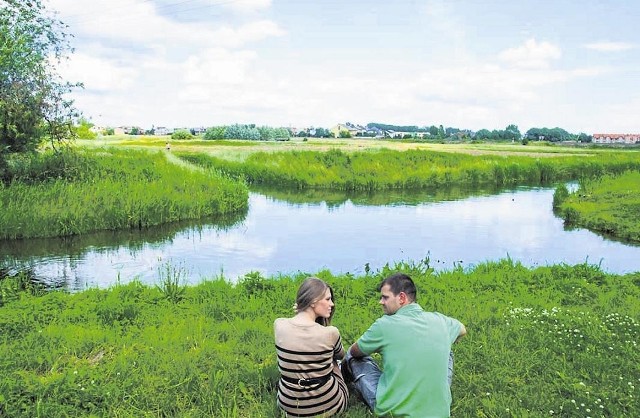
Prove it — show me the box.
[155,126,172,136]
[365,126,385,137]
[385,130,427,139]
[330,123,365,138]
[592,134,640,144]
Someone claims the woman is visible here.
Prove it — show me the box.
[274,277,349,417]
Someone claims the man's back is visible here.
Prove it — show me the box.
[357,303,463,417]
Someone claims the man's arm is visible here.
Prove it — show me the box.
[455,324,467,343]
[348,342,366,358]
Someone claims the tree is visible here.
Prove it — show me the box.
[314,127,330,138]
[577,133,592,143]
[75,117,96,139]
[0,0,80,158]
[475,129,491,140]
[203,126,226,140]
[505,124,521,141]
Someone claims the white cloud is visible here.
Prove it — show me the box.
[223,0,272,14]
[584,41,635,52]
[49,0,284,49]
[58,53,138,92]
[182,48,257,87]
[499,38,561,69]
[211,20,286,48]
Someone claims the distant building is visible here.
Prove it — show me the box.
[592,134,640,144]
[155,126,172,136]
[330,123,366,138]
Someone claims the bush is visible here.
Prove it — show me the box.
[171,130,193,140]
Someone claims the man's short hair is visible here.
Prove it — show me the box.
[378,272,417,302]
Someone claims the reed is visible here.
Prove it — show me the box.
[0,149,248,239]
[178,148,640,191]
[0,260,637,417]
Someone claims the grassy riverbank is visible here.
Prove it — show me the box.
[178,148,640,190]
[0,149,248,239]
[1,261,638,417]
[555,170,640,242]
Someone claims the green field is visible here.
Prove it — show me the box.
[1,260,638,416]
[1,140,640,416]
[0,148,248,239]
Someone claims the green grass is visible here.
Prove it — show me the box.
[1,260,638,417]
[0,149,248,238]
[556,170,640,242]
[178,148,640,191]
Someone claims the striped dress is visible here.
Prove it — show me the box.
[274,318,349,417]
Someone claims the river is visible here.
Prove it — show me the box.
[2,185,639,291]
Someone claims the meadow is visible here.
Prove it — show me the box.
[0,148,248,239]
[0,260,638,417]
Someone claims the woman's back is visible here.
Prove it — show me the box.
[274,318,348,417]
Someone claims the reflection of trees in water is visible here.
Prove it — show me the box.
[251,185,503,208]
[560,219,640,247]
[0,208,248,259]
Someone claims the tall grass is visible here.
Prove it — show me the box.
[0,149,248,239]
[1,260,638,417]
[555,170,640,242]
[178,148,640,191]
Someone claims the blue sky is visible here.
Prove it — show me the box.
[47,0,639,134]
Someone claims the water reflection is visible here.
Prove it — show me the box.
[251,184,502,207]
[0,210,247,289]
[2,186,639,292]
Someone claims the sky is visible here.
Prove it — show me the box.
[45,0,640,134]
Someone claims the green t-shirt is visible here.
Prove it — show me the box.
[356,303,463,417]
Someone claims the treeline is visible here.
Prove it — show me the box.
[201,124,291,141]
[367,122,593,143]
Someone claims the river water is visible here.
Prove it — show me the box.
[2,186,639,291]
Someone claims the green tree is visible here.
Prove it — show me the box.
[203,126,226,140]
[274,127,290,140]
[505,124,521,141]
[314,127,330,138]
[258,126,275,141]
[74,118,96,139]
[577,132,592,143]
[0,0,80,158]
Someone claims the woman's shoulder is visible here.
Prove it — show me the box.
[325,325,342,337]
[273,317,290,329]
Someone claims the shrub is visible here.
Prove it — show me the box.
[171,130,193,140]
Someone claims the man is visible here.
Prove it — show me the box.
[344,272,467,417]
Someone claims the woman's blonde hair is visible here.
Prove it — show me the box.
[296,277,335,326]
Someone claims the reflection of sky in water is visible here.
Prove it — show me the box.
[5,187,640,291]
